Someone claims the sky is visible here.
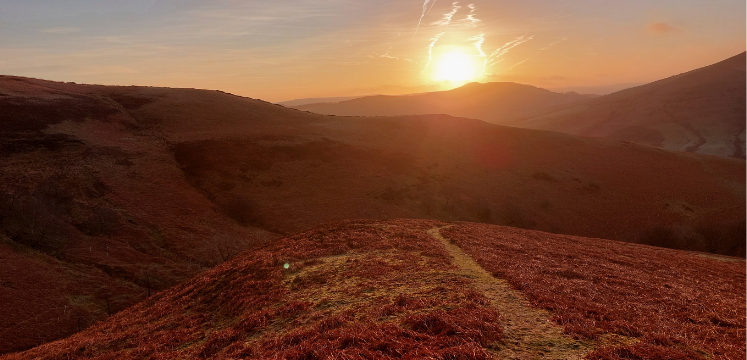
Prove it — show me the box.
[0,0,744,102]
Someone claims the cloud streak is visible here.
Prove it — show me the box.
[462,4,481,27]
[421,32,445,73]
[539,37,567,51]
[647,22,679,35]
[486,35,534,69]
[413,0,438,38]
[432,2,461,26]
[370,50,419,67]
[471,33,487,74]
[410,2,533,79]
[504,58,528,72]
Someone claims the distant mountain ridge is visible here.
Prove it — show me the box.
[293,82,597,123]
[293,53,746,158]
[515,52,746,158]
[547,82,643,95]
[278,96,360,107]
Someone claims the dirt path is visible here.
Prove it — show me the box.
[428,226,593,359]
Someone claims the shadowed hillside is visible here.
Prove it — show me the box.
[515,53,747,158]
[0,76,277,353]
[3,220,743,359]
[293,82,595,123]
[0,75,744,353]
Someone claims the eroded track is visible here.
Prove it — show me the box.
[428,226,593,359]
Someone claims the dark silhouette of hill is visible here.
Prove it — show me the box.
[2,220,744,359]
[547,82,643,95]
[278,96,359,107]
[293,82,596,122]
[515,53,747,158]
[0,75,744,353]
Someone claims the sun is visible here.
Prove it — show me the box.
[432,50,481,83]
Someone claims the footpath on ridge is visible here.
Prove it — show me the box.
[427,226,593,359]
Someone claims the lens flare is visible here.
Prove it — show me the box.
[432,50,480,82]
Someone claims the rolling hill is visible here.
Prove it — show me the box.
[0,77,276,353]
[293,53,746,159]
[3,220,744,359]
[293,82,596,123]
[515,52,747,158]
[278,96,360,107]
[0,75,744,353]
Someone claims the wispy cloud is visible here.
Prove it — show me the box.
[486,35,534,70]
[421,32,445,72]
[40,27,81,34]
[471,33,487,74]
[409,1,532,79]
[503,58,528,72]
[462,4,481,27]
[647,22,679,35]
[540,37,567,51]
[432,2,461,26]
[472,33,485,58]
[371,49,419,67]
[413,0,438,38]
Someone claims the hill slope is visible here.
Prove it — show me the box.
[0,75,744,353]
[3,220,744,359]
[0,77,278,353]
[278,96,359,107]
[293,82,595,123]
[515,53,747,158]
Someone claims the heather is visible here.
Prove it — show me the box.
[442,223,746,359]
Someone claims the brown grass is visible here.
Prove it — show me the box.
[1,74,743,353]
[429,226,593,359]
[441,222,746,359]
[3,220,505,359]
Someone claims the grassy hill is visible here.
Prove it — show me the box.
[0,75,743,353]
[293,82,595,123]
[2,220,743,359]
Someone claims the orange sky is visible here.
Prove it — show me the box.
[0,1,744,101]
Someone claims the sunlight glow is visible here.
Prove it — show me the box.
[432,50,481,83]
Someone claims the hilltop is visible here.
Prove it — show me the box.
[0,75,744,352]
[294,53,746,158]
[3,220,744,359]
[515,52,747,158]
[293,82,595,122]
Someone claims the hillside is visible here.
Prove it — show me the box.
[3,220,744,359]
[0,76,278,353]
[294,54,746,159]
[278,96,359,107]
[515,53,747,158]
[293,82,595,123]
[0,75,744,353]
